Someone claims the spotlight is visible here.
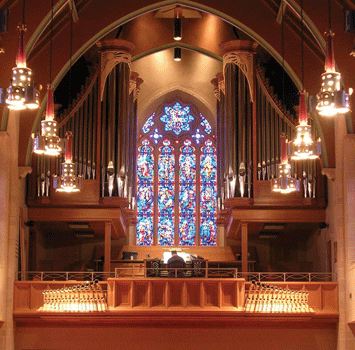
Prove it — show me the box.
[174,18,182,40]
[174,47,181,61]
[173,6,182,41]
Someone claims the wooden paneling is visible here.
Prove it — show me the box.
[13,280,338,326]
[151,282,166,308]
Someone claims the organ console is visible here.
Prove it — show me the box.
[39,280,107,312]
[244,282,313,313]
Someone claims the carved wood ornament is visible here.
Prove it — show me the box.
[220,40,258,102]
[97,39,135,101]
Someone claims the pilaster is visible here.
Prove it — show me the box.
[0,110,20,350]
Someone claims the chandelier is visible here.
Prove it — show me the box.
[53,131,82,192]
[272,134,299,194]
[6,24,39,110]
[290,91,321,160]
[32,0,62,156]
[316,0,350,116]
[32,84,62,155]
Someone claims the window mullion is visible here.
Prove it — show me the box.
[196,147,201,246]
[174,141,179,245]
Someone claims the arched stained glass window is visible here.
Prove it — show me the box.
[137,101,217,246]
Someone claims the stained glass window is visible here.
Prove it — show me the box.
[191,128,204,144]
[136,140,154,246]
[200,113,212,134]
[142,113,155,133]
[179,140,196,246]
[200,140,217,246]
[157,140,175,245]
[137,101,217,247]
[150,128,163,144]
[160,102,194,135]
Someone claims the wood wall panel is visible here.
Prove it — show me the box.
[168,282,184,307]
[133,281,149,308]
[204,283,219,308]
[115,281,131,308]
[151,282,166,308]
[14,280,338,319]
[186,282,201,308]
[221,282,236,307]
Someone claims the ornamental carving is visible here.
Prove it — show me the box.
[210,77,220,101]
[216,72,225,96]
[97,39,135,101]
[100,51,131,100]
[130,72,143,102]
[223,51,254,101]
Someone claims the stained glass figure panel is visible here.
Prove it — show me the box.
[179,140,196,246]
[200,140,217,246]
[160,102,194,135]
[136,140,154,246]
[157,140,175,246]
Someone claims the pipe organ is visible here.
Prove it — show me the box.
[214,40,323,206]
[244,281,313,313]
[56,70,99,182]
[28,39,324,209]
[98,39,136,200]
[39,280,107,312]
[30,39,141,209]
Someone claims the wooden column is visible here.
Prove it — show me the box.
[104,222,112,272]
[241,222,248,273]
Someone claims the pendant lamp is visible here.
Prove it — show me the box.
[316,0,350,116]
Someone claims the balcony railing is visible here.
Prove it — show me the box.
[236,272,336,282]
[17,270,336,282]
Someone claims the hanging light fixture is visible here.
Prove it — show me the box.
[174,47,181,61]
[272,134,299,193]
[32,84,62,155]
[316,0,350,116]
[290,91,321,160]
[173,5,182,41]
[32,0,62,156]
[272,2,298,194]
[53,131,82,192]
[290,0,321,160]
[6,0,39,110]
[53,5,81,193]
